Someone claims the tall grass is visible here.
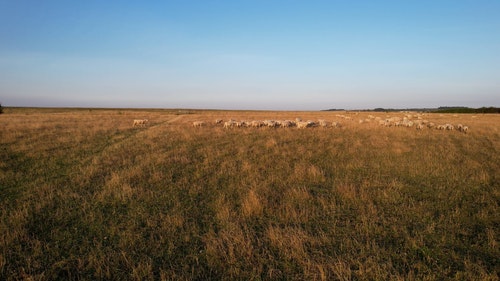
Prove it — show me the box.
[1,108,498,280]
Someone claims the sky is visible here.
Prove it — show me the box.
[1,0,499,110]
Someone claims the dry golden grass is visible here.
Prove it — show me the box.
[0,107,499,280]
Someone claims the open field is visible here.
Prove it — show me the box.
[1,108,499,280]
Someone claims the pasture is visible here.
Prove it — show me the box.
[0,108,498,280]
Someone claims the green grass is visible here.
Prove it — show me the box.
[1,108,499,280]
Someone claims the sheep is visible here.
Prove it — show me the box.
[307,120,317,127]
[416,123,424,130]
[296,121,315,129]
[224,120,236,129]
[455,124,469,133]
[192,121,205,127]
[250,120,264,128]
[319,119,328,127]
[215,119,223,125]
[280,120,294,128]
[445,124,454,130]
[263,120,278,128]
[296,121,310,129]
[133,119,148,127]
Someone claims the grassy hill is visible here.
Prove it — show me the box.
[1,108,498,280]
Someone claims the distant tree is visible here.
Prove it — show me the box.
[477,107,500,113]
[0,103,3,114]
[435,106,499,114]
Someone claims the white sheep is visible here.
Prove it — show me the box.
[280,120,294,128]
[296,121,310,129]
[223,121,235,129]
[264,120,278,128]
[319,119,328,127]
[193,121,205,127]
[250,120,264,128]
[296,121,315,129]
[133,119,148,127]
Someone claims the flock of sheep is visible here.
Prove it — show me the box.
[194,113,470,133]
[364,114,469,133]
[134,113,470,134]
[193,118,341,129]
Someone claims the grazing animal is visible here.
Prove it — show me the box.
[436,125,446,130]
[193,121,205,127]
[263,120,278,128]
[133,119,148,127]
[280,120,294,128]
[319,119,328,127]
[224,120,236,129]
[296,121,314,129]
[250,120,264,128]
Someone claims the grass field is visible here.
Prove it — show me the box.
[1,108,498,280]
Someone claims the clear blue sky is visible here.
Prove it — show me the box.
[1,1,499,110]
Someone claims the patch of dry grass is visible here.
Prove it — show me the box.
[1,108,498,280]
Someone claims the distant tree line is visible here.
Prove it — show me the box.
[0,103,3,114]
[323,106,499,113]
[322,108,345,111]
[435,107,500,113]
